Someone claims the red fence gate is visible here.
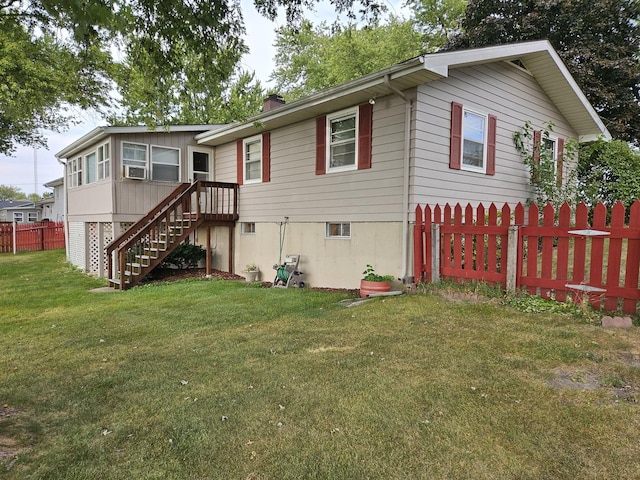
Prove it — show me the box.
[0,222,65,253]
[414,201,640,315]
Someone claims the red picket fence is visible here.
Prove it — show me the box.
[414,201,640,315]
[0,222,65,253]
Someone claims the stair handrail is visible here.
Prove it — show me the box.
[107,181,239,286]
[106,182,191,256]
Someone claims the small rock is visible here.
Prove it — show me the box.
[602,316,633,329]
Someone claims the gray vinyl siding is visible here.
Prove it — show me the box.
[216,94,408,223]
[411,61,576,209]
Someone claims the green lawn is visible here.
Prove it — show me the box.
[1,250,639,479]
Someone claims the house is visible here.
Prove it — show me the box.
[0,200,40,223]
[56,40,609,289]
[54,125,224,276]
[39,177,65,221]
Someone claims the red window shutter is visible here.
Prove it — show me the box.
[236,140,243,185]
[533,130,541,165]
[450,102,463,170]
[556,137,564,186]
[316,116,326,175]
[262,132,271,183]
[486,114,497,176]
[358,103,373,170]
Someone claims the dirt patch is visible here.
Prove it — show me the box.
[435,290,499,304]
[141,268,359,296]
[140,267,244,284]
[0,405,24,463]
[548,369,601,391]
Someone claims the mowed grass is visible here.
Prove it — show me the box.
[1,250,640,479]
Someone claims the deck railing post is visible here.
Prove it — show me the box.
[506,225,519,293]
[431,223,440,283]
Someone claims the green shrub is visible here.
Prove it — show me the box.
[162,241,206,269]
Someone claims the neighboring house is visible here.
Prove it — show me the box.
[0,200,40,223]
[40,177,65,221]
[56,41,610,289]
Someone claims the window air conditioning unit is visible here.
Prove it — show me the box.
[124,165,146,180]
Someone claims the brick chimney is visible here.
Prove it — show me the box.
[263,94,285,112]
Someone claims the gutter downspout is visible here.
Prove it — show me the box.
[384,74,413,284]
[56,157,70,261]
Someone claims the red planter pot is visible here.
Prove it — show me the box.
[360,280,391,298]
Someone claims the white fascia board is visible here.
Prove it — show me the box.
[56,124,224,159]
[542,47,611,140]
[196,57,431,145]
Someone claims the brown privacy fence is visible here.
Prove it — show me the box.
[414,201,640,315]
[0,222,65,253]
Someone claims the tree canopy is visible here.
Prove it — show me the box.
[271,17,423,100]
[1,0,388,155]
[445,0,640,145]
[0,185,27,201]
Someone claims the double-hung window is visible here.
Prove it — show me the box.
[243,135,262,183]
[450,102,497,176]
[97,142,110,180]
[462,110,487,171]
[151,146,180,182]
[13,212,23,222]
[327,109,357,172]
[28,212,38,222]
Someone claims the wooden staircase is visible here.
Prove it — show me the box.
[106,181,239,290]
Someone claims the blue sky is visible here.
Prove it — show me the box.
[0,0,408,195]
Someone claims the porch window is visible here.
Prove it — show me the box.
[326,222,351,238]
[151,146,180,182]
[122,142,147,168]
[85,152,97,184]
[67,157,83,187]
[98,142,110,180]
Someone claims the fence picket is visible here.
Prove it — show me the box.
[623,201,640,313]
[555,203,572,303]
[605,202,625,310]
[413,201,638,315]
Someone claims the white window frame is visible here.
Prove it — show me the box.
[461,108,488,174]
[325,222,351,239]
[28,212,38,222]
[542,136,559,174]
[85,151,97,184]
[13,212,23,222]
[187,145,213,183]
[326,108,358,173]
[67,157,83,188]
[122,142,148,170]
[241,222,256,235]
[243,135,262,184]
[97,142,110,180]
[150,145,181,182]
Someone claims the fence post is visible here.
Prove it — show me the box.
[12,220,17,255]
[431,223,440,283]
[506,225,519,293]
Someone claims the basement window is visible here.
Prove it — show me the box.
[326,222,351,239]
[242,222,256,234]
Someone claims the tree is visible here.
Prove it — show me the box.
[407,0,467,51]
[271,17,423,100]
[578,139,640,218]
[0,185,27,201]
[445,0,640,144]
[1,0,389,156]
